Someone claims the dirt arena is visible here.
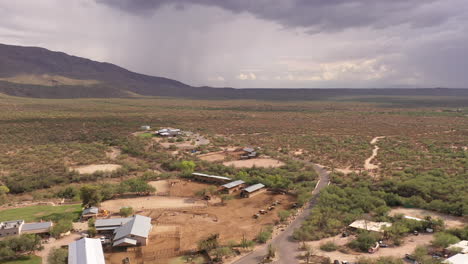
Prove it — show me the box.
[104,180,295,264]
[223,158,285,168]
[70,163,122,174]
[389,207,467,228]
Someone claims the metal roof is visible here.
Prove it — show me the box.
[22,222,53,231]
[243,147,255,153]
[95,217,132,228]
[0,220,24,229]
[68,238,105,264]
[447,240,468,254]
[349,220,392,232]
[192,172,231,181]
[114,215,152,241]
[444,254,468,264]
[113,237,138,247]
[222,180,245,189]
[243,183,265,193]
[82,207,99,215]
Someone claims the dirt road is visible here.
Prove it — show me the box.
[364,136,385,174]
[233,163,330,264]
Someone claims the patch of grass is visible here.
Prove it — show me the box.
[320,241,339,252]
[0,204,81,222]
[137,132,154,138]
[1,255,42,264]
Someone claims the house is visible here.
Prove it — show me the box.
[219,180,245,194]
[447,240,468,254]
[240,147,257,159]
[443,254,468,264]
[240,183,266,198]
[68,238,105,264]
[0,220,23,237]
[141,125,151,131]
[95,217,133,233]
[348,220,392,233]
[192,172,232,184]
[81,207,99,220]
[0,220,53,238]
[112,215,152,247]
[157,128,181,137]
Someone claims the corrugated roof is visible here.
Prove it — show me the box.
[349,220,392,232]
[113,237,138,247]
[243,147,255,152]
[222,180,245,189]
[114,215,152,241]
[0,220,24,229]
[444,254,468,264]
[447,240,468,254]
[68,238,105,264]
[22,222,53,231]
[192,172,231,181]
[82,207,99,215]
[243,183,265,193]
[95,217,132,228]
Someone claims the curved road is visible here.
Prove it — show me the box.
[233,164,330,264]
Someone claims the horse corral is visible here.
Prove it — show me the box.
[103,179,295,263]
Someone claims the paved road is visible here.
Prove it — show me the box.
[233,164,330,264]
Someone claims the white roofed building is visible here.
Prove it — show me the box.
[444,254,468,264]
[447,240,468,254]
[113,215,152,247]
[349,220,392,233]
[68,238,105,264]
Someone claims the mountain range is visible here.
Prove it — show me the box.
[1,43,467,101]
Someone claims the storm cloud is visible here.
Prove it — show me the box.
[0,0,467,88]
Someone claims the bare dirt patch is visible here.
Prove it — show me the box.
[149,180,170,195]
[198,151,226,162]
[71,164,122,174]
[389,207,467,228]
[101,196,206,212]
[223,158,285,168]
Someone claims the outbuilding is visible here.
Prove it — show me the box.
[447,240,468,254]
[81,207,99,220]
[192,172,232,184]
[68,238,105,264]
[112,215,152,247]
[219,180,245,194]
[348,220,392,233]
[444,254,468,264]
[241,183,266,198]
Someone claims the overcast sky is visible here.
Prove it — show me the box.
[1,0,467,88]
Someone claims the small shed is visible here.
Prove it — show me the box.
[157,128,181,137]
[81,207,99,219]
[219,180,245,194]
[141,125,151,131]
[192,172,232,184]
[241,183,266,198]
[241,147,257,159]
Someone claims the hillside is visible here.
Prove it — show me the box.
[1,43,468,102]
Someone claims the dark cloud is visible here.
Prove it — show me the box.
[96,0,462,32]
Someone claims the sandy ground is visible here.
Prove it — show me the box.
[100,195,206,212]
[149,180,170,195]
[198,151,226,162]
[104,180,295,263]
[307,233,434,262]
[363,136,386,176]
[71,164,122,174]
[389,207,467,228]
[36,233,81,264]
[223,158,285,168]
